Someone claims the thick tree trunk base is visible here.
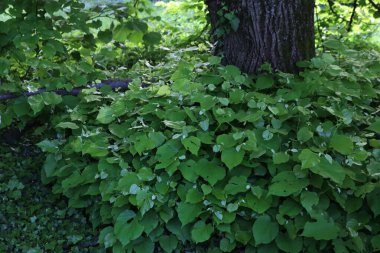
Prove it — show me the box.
[207,0,315,74]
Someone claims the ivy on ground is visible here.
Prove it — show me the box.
[23,42,380,252]
[0,144,102,253]
[1,0,380,252]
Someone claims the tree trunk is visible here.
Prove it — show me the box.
[206,0,315,74]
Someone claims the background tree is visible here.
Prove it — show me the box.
[205,0,380,74]
[206,0,316,74]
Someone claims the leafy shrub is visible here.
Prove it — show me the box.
[34,43,380,252]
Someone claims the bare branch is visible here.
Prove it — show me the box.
[347,0,358,32]
[368,0,380,11]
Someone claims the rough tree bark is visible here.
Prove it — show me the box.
[206,0,315,74]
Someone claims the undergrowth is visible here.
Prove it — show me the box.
[0,144,102,253]
[1,0,380,252]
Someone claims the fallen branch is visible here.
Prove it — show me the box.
[0,79,132,101]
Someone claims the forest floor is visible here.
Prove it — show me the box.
[0,142,102,253]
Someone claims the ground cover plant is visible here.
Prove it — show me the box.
[1,0,380,252]
[0,143,102,252]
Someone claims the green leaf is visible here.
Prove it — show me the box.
[252,215,279,245]
[221,148,245,170]
[114,211,143,247]
[148,132,166,147]
[323,39,344,50]
[223,65,241,78]
[96,106,116,124]
[275,233,302,253]
[140,211,158,234]
[134,134,154,154]
[179,160,198,183]
[157,85,171,96]
[143,32,162,45]
[367,160,380,177]
[159,235,178,253]
[194,159,226,186]
[197,186,210,198]
[42,154,57,178]
[82,137,109,157]
[56,122,79,129]
[375,10,380,19]
[256,75,274,90]
[224,12,240,31]
[113,24,129,42]
[163,120,186,130]
[371,235,380,251]
[199,120,209,131]
[156,140,181,165]
[309,158,346,185]
[225,176,248,195]
[28,95,45,114]
[37,139,59,153]
[245,194,272,214]
[298,149,320,169]
[220,238,236,252]
[217,134,237,148]
[279,199,302,218]
[181,136,201,155]
[134,237,154,253]
[330,135,354,155]
[368,119,380,134]
[300,191,319,211]
[136,190,154,215]
[218,97,230,106]
[109,123,129,138]
[186,188,203,204]
[0,57,10,75]
[42,92,62,105]
[98,30,113,43]
[127,19,148,33]
[117,173,140,192]
[297,127,313,142]
[191,220,214,243]
[268,171,309,196]
[177,202,202,226]
[43,43,57,58]
[208,56,221,65]
[302,219,339,240]
[192,94,216,110]
[367,189,380,217]
[273,152,290,164]
[12,98,30,116]
[99,227,116,248]
[262,130,274,141]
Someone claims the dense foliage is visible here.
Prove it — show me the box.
[1,0,380,252]
[32,44,380,253]
[0,144,102,252]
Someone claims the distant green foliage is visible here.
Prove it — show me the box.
[316,0,380,47]
[0,0,161,115]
